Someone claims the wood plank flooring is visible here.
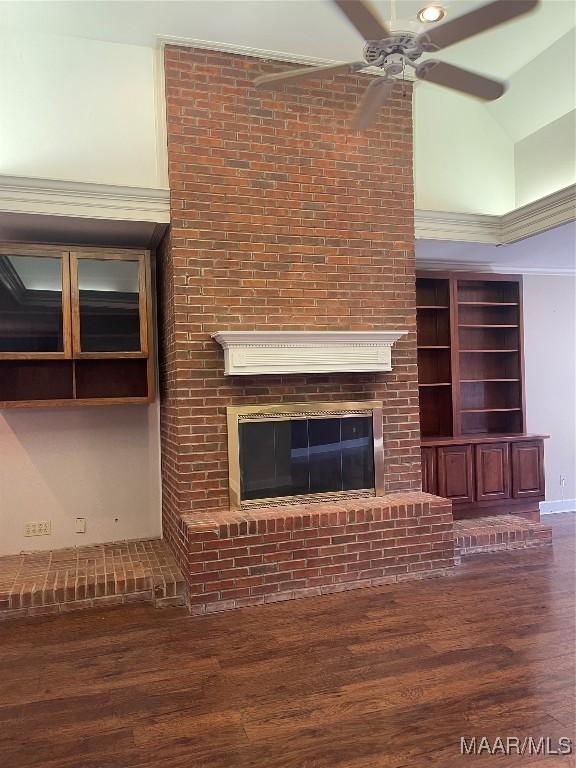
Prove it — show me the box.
[1,513,574,768]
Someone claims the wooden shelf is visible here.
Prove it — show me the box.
[419,382,451,387]
[417,305,449,310]
[461,378,520,383]
[460,349,518,353]
[422,433,548,446]
[418,345,451,350]
[458,301,519,306]
[458,324,519,329]
[462,407,522,413]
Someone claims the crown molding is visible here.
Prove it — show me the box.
[0,175,170,223]
[415,259,576,276]
[502,185,576,244]
[414,209,501,244]
[416,184,576,244]
[158,35,340,66]
[156,35,414,79]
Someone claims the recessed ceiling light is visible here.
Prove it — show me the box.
[417,5,446,23]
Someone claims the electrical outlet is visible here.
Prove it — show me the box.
[75,518,86,534]
[24,521,51,537]
[560,475,567,487]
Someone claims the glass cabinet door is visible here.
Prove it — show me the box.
[0,248,71,358]
[70,252,148,356]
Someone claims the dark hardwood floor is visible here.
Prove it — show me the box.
[1,513,574,768]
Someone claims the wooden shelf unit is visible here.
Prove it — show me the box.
[0,244,155,408]
[416,271,546,520]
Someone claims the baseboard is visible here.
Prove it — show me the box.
[540,499,576,514]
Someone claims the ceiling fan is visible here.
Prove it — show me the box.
[253,0,539,129]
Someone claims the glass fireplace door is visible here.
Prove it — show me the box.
[238,413,376,504]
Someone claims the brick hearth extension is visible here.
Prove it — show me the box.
[175,493,455,615]
[455,515,553,558]
[0,539,185,621]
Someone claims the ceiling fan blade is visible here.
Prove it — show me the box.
[332,0,390,41]
[254,61,365,88]
[416,60,506,101]
[351,78,395,130]
[417,0,539,52]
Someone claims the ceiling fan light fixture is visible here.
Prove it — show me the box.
[417,5,446,23]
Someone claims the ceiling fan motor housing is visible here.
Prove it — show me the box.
[363,32,422,71]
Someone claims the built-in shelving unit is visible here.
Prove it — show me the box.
[416,277,453,438]
[0,243,154,407]
[416,273,525,438]
[458,277,523,436]
[417,271,547,521]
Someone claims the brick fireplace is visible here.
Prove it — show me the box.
[158,45,456,612]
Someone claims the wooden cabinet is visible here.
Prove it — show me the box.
[421,436,546,520]
[421,446,437,495]
[512,440,545,499]
[0,244,154,408]
[437,444,474,503]
[475,442,510,502]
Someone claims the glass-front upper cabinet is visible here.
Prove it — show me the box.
[0,246,71,358]
[70,251,148,357]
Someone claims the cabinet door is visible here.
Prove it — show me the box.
[512,440,545,499]
[70,251,148,357]
[421,447,438,495]
[438,444,474,503]
[0,248,71,359]
[475,443,511,502]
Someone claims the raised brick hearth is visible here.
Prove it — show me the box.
[175,493,455,614]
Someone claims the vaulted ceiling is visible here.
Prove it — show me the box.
[0,0,572,74]
[0,0,574,216]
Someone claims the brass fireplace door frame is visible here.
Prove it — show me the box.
[226,401,384,510]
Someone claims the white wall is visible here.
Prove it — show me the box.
[523,274,576,512]
[515,111,576,207]
[0,30,165,189]
[487,29,576,144]
[0,29,165,555]
[0,403,162,555]
[414,82,516,216]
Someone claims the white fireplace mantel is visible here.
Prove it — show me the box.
[211,330,408,376]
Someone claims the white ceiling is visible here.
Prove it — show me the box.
[0,0,573,79]
[417,220,576,272]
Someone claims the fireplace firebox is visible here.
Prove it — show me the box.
[227,402,384,509]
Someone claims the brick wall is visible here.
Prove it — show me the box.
[157,230,189,575]
[160,46,420,535]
